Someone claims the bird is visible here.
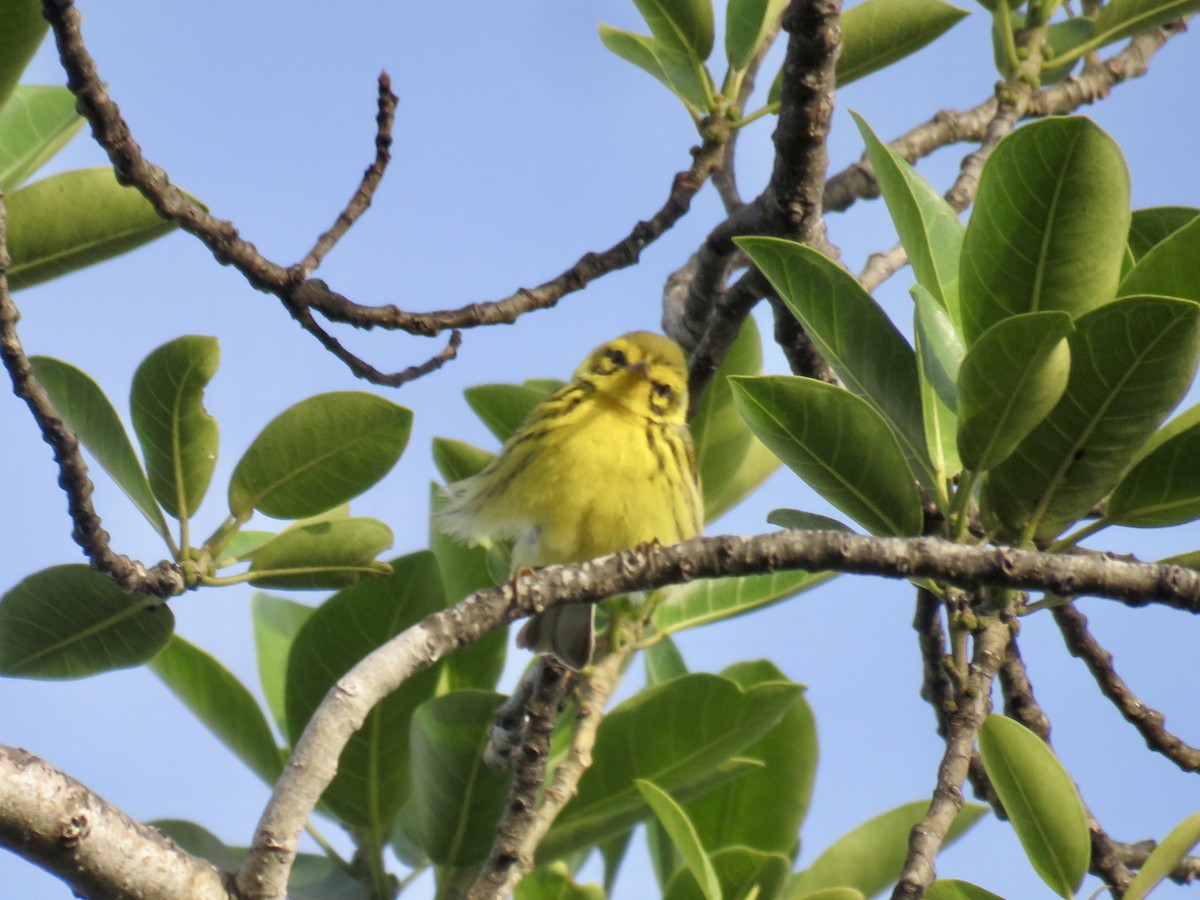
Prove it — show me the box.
[437,331,703,670]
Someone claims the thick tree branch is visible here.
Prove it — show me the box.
[0,745,232,900]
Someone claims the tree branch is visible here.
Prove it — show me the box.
[0,744,232,900]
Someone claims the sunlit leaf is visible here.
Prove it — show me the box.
[1124,812,1200,900]
[654,569,832,634]
[0,85,84,190]
[247,518,394,589]
[638,780,723,900]
[0,0,49,111]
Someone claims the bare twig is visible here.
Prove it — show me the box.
[0,193,183,596]
[0,745,232,900]
[1053,602,1200,771]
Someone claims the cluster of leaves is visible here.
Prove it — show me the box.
[726,114,1200,896]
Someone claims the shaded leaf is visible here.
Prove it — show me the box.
[285,552,444,829]
[0,564,173,679]
[0,0,49,111]
[1108,420,1200,527]
[464,381,558,444]
[726,0,787,69]
[149,635,282,783]
[514,866,605,900]
[7,167,180,291]
[704,437,781,524]
[789,890,865,900]
[1124,812,1200,900]
[638,780,723,900]
[767,509,853,532]
[789,801,987,897]
[731,376,924,536]
[432,437,494,484]
[666,847,791,900]
[247,518,394,589]
[960,117,1130,345]
[914,288,963,486]
[30,355,170,541]
[1092,0,1200,49]
[840,0,968,86]
[1127,207,1200,261]
[925,881,1004,900]
[1039,18,1094,83]
[229,392,411,520]
[644,634,689,685]
[130,335,220,520]
[633,0,716,61]
[1119,214,1200,303]
[737,237,934,487]
[978,714,1089,898]
[251,592,314,736]
[0,85,84,190]
[654,569,832,634]
[399,691,511,866]
[219,530,276,562]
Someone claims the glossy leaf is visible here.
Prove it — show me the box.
[0,565,174,679]
[638,781,723,900]
[1107,420,1200,527]
[982,297,1200,539]
[0,0,48,110]
[540,673,801,860]
[130,335,220,520]
[666,848,791,900]
[0,85,84,190]
[654,569,832,634]
[1092,0,1200,49]
[285,552,444,829]
[731,376,925,537]
[1119,214,1200,303]
[978,714,1089,897]
[726,0,786,69]
[30,355,170,541]
[633,0,715,62]
[1127,207,1200,261]
[685,661,817,856]
[464,381,557,443]
[789,800,987,897]
[149,635,282,784]
[6,167,179,291]
[854,112,964,320]
[925,881,1005,900]
[690,316,766,522]
[1124,812,1200,900]
[399,691,511,866]
[956,312,1073,471]
[247,518,394,589]
[960,118,1130,345]
[228,391,412,520]
[737,236,934,487]
[251,592,314,736]
[432,436,494,484]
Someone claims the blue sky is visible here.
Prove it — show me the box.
[2,2,1199,897]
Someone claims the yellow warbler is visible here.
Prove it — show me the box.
[437,331,703,669]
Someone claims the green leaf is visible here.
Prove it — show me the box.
[1092,0,1200,49]
[667,848,791,900]
[726,0,787,69]
[1127,207,1200,261]
[685,661,817,856]
[599,26,688,107]
[464,381,558,444]
[228,391,412,520]
[978,714,1089,897]
[633,0,715,61]
[1134,400,1200,465]
[789,890,865,900]
[1039,18,1094,83]
[246,518,394,589]
[914,287,964,486]
[6,167,181,291]
[789,801,987,897]
[148,634,283,784]
[514,866,606,900]
[925,881,1005,900]
[251,592,314,736]
[737,237,934,488]
[982,297,1200,539]
[1124,812,1200,900]
[853,112,964,321]
[653,569,833,634]
[767,509,853,531]
[690,316,766,522]
[1119,214,1200,303]
[960,117,1130,345]
[285,551,444,829]
[0,85,84,190]
[0,564,174,679]
[731,376,925,537]
[1107,420,1200,527]
[703,438,781,524]
[601,829,635,893]
[838,0,969,86]
[0,0,48,111]
[540,673,801,861]
[956,311,1073,471]
[644,634,689,685]
[218,530,276,562]
[30,355,170,541]
[130,335,220,520]
[638,781,723,900]
[432,437,494,484]
[399,691,511,866]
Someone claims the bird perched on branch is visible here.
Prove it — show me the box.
[437,331,703,670]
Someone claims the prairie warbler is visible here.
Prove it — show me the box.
[438,331,703,669]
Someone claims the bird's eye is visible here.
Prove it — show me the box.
[605,348,628,367]
[651,381,673,401]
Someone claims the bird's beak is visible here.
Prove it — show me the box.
[627,360,649,378]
